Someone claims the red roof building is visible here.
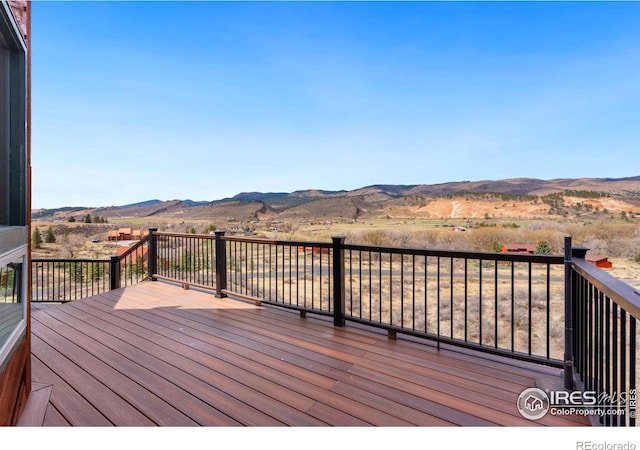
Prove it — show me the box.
[108,228,144,241]
[501,244,536,254]
[586,253,612,269]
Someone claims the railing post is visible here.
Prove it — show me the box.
[148,227,158,281]
[564,236,574,390]
[332,236,346,327]
[215,231,227,298]
[109,255,120,291]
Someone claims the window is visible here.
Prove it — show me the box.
[0,3,26,227]
[0,2,27,369]
[0,245,25,359]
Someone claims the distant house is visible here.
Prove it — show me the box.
[108,228,144,241]
[298,246,330,255]
[227,226,251,235]
[501,244,536,254]
[586,253,612,269]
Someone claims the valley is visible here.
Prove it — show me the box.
[31,176,640,288]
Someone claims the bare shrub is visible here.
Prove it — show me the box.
[481,318,496,346]
[439,301,452,321]
[388,232,413,248]
[352,229,391,246]
[434,232,467,251]
[347,295,361,316]
[514,305,529,329]
[465,227,514,252]
[410,230,441,248]
[566,222,639,258]
[453,319,467,340]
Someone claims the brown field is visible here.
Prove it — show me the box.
[31,175,640,304]
[32,213,640,291]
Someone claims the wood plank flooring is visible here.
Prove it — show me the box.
[29,281,589,426]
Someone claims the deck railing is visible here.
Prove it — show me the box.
[149,230,566,366]
[341,242,565,365]
[152,231,217,289]
[29,228,640,426]
[222,235,335,316]
[31,234,150,302]
[31,258,111,301]
[570,250,639,426]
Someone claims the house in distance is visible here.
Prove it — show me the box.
[107,228,146,242]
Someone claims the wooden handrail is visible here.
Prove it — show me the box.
[572,257,640,320]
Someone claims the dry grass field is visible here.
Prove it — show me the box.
[31,215,640,291]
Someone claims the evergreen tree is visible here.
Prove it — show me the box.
[534,241,553,255]
[45,226,56,243]
[67,216,76,223]
[32,227,42,249]
[84,214,92,223]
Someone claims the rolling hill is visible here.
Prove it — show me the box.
[32,176,640,222]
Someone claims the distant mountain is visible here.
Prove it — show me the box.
[220,189,346,203]
[93,200,184,218]
[31,206,89,220]
[382,177,640,197]
[32,176,640,222]
[180,199,209,207]
[118,199,164,209]
[214,189,347,211]
[222,192,291,203]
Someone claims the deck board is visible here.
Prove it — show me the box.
[29,344,121,426]
[42,402,70,426]
[29,281,590,427]
[33,308,241,426]
[62,301,328,425]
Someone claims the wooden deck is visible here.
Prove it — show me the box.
[27,281,589,426]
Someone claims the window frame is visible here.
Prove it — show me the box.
[0,1,27,227]
[0,243,26,370]
[0,1,28,372]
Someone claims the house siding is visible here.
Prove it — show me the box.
[0,336,29,424]
[0,0,30,426]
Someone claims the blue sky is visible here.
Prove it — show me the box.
[32,1,640,209]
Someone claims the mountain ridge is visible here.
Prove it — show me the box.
[32,176,640,222]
